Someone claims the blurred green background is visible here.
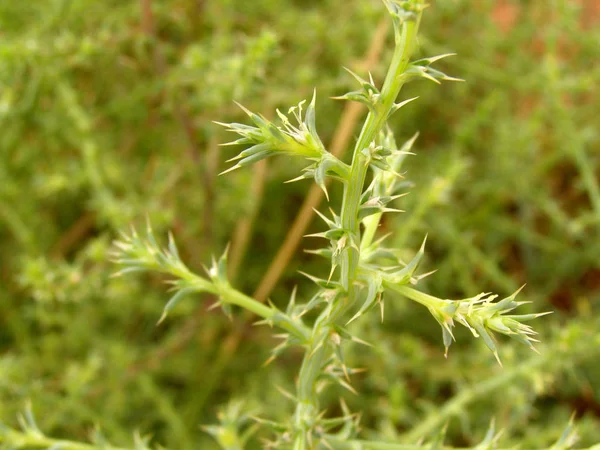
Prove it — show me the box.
[1,0,599,448]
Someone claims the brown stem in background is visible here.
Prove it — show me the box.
[201,135,220,259]
[139,0,154,35]
[253,18,390,302]
[228,159,269,281]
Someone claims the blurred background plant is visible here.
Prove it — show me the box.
[0,0,599,449]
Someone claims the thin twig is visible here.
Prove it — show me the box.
[201,135,220,257]
[228,159,269,281]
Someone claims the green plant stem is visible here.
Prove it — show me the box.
[384,283,441,309]
[218,284,272,320]
[218,284,311,341]
[291,12,422,449]
[154,251,311,339]
[341,15,419,286]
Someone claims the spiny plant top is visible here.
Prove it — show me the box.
[6,1,594,450]
[108,0,552,448]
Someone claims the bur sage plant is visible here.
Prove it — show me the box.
[111,1,555,449]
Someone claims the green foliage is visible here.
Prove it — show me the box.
[1,0,599,450]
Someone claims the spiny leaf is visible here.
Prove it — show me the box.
[347,274,383,325]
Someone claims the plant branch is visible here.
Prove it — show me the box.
[111,227,310,341]
[290,10,423,449]
[229,159,269,281]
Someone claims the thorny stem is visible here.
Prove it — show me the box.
[154,261,311,341]
[292,11,422,449]
[384,284,441,309]
[340,15,419,286]
[253,18,390,303]
[212,283,310,341]
[218,285,273,322]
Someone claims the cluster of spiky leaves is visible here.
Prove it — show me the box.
[111,223,215,321]
[389,284,553,363]
[217,94,349,199]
